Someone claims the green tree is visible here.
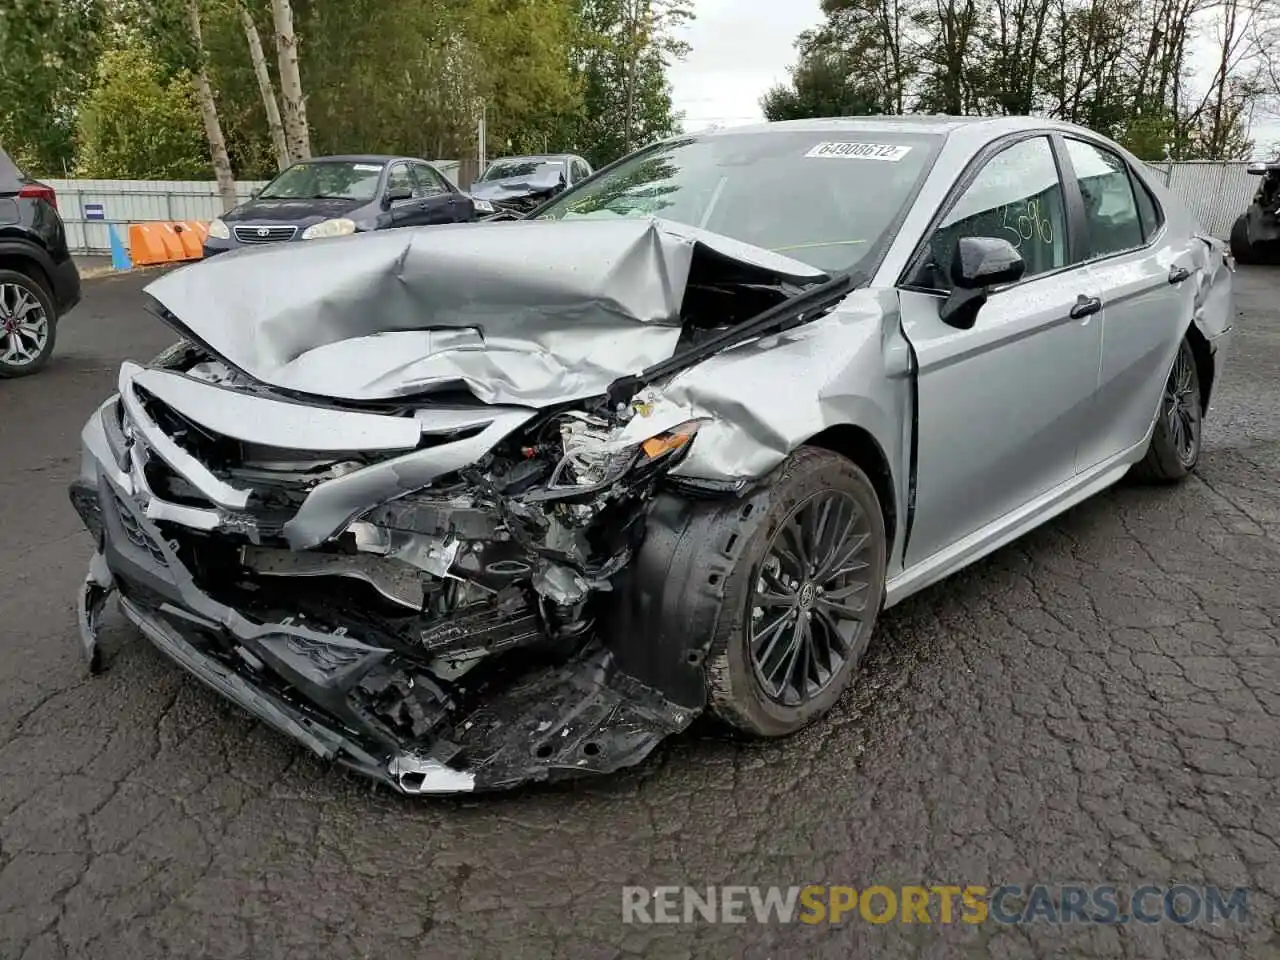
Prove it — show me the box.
[75,46,210,179]
[0,0,105,175]
[761,48,891,120]
[471,0,583,155]
[553,0,692,168]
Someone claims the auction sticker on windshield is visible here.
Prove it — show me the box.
[805,142,912,161]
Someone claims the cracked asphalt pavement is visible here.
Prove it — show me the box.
[2,266,1279,960]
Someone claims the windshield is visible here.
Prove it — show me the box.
[534,132,942,271]
[258,160,385,201]
[481,159,565,182]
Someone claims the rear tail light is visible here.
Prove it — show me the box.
[18,183,57,210]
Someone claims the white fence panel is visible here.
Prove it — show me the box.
[48,179,268,253]
[52,160,463,254]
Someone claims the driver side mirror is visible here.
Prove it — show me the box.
[1246,161,1269,176]
[384,185,412,207]
[250,188,260,199]
[939,236,1026,330]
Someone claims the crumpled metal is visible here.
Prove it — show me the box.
[143,217,824,407]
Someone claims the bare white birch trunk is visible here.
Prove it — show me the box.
[270,0,312,161]
[186,0,238,212]
[239,3,290,171]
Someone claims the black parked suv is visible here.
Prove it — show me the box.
[1229,160,1280,265]
[0,147,81,377]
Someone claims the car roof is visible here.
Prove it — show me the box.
[487,154,576,164]
[298,154,429,165]
[694,114,1105,144]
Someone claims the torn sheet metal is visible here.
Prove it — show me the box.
[143,217,825,407]
[131,364,425,451]
[664,287,912,483]
[468,167,565,212]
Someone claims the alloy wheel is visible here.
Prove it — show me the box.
[748,490,874,707]
[1165,345,1200,466]
[0,282,50,368]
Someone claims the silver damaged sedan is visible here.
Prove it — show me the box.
[70,117,1235,794]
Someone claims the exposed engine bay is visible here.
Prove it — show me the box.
[70,217,849,793]
[153,342,706,664]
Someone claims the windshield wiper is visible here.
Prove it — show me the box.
[605,270,854,408]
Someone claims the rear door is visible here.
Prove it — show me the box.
[1060,137,1197,470]
[385,162,423,228]
[410,163,461,223]
[897,134,1105,568]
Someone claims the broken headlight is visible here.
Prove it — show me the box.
[546,411,703,491]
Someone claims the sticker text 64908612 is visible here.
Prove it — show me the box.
[805,142,913,161]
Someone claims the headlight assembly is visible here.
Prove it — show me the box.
[207,217,230,239]
[546,412,703,492]
[301,218,357,240]
[473,198,495,213]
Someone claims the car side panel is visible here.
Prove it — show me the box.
[1074,241,1196,471]
[897,273,1102,568]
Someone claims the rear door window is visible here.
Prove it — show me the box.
[411,163,449,197]
[1064,138,1145,259]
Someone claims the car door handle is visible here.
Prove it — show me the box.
[1070,295,1102,319]
[1168,265,1191,284]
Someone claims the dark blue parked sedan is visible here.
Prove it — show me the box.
[203,154,492,256]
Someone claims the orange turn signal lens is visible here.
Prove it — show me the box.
[641,431,693,460]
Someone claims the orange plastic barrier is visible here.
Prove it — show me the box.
[128,221,210,266]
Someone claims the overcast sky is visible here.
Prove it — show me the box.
[667,0,1280,155]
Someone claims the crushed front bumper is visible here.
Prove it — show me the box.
[70,398,695,795]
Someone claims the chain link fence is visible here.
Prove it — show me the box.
[1140,161,1257,239]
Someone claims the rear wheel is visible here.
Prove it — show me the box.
[1133,337,1202,484]
[0,268,57,378]
[706,447,888,737]
[1230,214,1254,265]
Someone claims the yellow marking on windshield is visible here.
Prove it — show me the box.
[770,240,868,252]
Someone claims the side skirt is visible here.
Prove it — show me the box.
[884,431,1151,609]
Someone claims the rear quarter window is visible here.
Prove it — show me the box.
[0,149,25,192]
[1131,170,1164,241]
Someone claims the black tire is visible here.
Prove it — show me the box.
[0,267,57,378]
[1133,337,1202,484]
[706,447,888,737]
[1229,214,1254,265]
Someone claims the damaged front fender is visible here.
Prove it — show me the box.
[661,287,911,489]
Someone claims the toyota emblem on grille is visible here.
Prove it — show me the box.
[257,227,270,237]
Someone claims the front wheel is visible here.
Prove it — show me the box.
[706,448,888,738]
[1133,337,1202,484]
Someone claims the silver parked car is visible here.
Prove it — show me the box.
[70,117,1234,794]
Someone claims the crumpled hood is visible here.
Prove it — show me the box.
[468,174,561,202]
[143,217,825,407]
